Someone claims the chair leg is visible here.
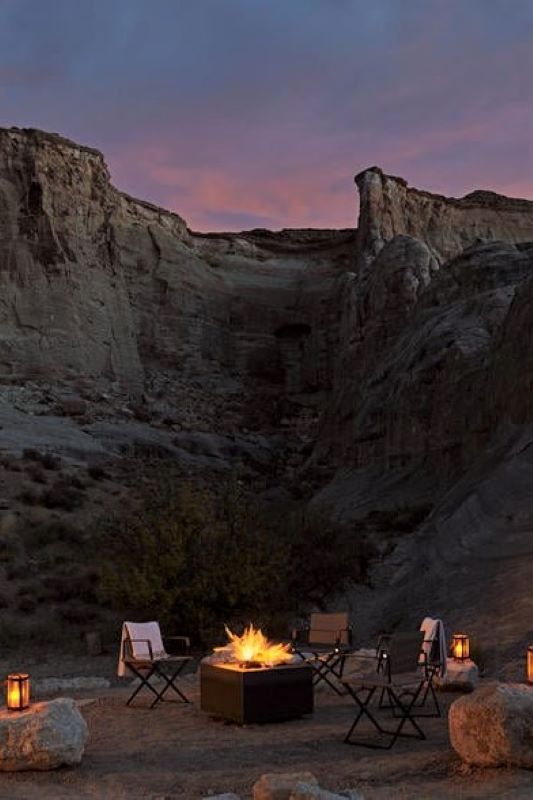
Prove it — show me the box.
[125,665,160,707]
[150,661,191,708]
[344,686,392,747]
[386,684,426,744]
[311,654,345,695]
[408,675,441,718]
[343,682,426,749]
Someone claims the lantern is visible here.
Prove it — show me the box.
[451,633,470,661]
[6,673,30,711]
[528,646,533,684]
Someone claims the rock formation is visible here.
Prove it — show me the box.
[355,165,533,266]
[0,697,88,771]
[1,126,533,670]
[449,683,533,768]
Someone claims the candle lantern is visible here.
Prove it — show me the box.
[451,633,470,661]
[528,646,533,684]
[6,673,30,711]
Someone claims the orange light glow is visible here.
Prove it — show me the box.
[6,673,30,711]
[214,624,293,667]
[451,634,470,661]
[528,646,533,683]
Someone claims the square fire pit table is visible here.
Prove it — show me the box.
[200,661,313,724]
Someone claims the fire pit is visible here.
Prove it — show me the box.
[200,624,313,724]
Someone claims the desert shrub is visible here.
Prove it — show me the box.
[27,465,48,484]
[97,472,290,645]
[18,487,40,506]
[42,481,84,511]
[16,595,37,614]
[87,464,107,481]
[39,452,61,470]
[22,448,61,470]
[22,447,40,461]
[67,474,86,490]
[42,570,96,603]
[6,561,36,580]
[24,521,82,548]
[96,466,372,646]
[59,601,99,625]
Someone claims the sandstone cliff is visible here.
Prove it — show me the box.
[355,166,533,267]
[1,127,533,673]
[0,127,352,421]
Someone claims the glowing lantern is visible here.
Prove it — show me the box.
[451,633,470,661]
[6,673,30,711]
[528,646,533,684]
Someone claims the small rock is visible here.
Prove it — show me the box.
[449,682,533,768]
[253,773,319,800]
[202,794,241,800]
[0,697,88,771]
[436,658,479,692]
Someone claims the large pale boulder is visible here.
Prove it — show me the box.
[449,683,533,768]
[0,697,88,771]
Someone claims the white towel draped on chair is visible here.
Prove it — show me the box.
[419,617,447,678]
[117,621,166,677]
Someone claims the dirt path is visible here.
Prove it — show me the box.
[0,684,532,799]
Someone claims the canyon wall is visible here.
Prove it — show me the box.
[2,127,533,665]
[0,128,352,424]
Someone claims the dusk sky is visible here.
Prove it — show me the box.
[0,0,532,231]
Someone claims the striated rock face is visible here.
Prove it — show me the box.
[355,166,533,266]
[0,128,144,389]
[0,127,352,409]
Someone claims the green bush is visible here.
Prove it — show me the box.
[97,473,290,645]
[96,467,371,646]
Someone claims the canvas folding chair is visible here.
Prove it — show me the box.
[341,630,428,748]
[292,612,353,695]
[118,621,193,708]
[416,616,447,718]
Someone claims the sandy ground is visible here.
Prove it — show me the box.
[0,677,532,800]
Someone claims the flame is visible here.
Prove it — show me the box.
[214,623,293,667]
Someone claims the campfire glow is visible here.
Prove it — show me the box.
[214,624,293,667]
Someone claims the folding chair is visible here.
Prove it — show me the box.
[292,612,353,695]
[118,621,193,708]
[342,630,427,748]
[417,616,447,718]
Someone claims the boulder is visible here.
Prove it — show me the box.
[253,773,319,800]
[252,772,361,800]
[449,682,533,768]
[0,697,88,771]
[436,658,479,692]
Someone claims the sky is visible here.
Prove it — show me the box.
[0,0,532,231]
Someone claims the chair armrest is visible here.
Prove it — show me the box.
[125,638,154,660]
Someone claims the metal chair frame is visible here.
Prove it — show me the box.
[292,613,353,695]
[376,632,441,718]
[342,631,429,748]
[123,634,192,708]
